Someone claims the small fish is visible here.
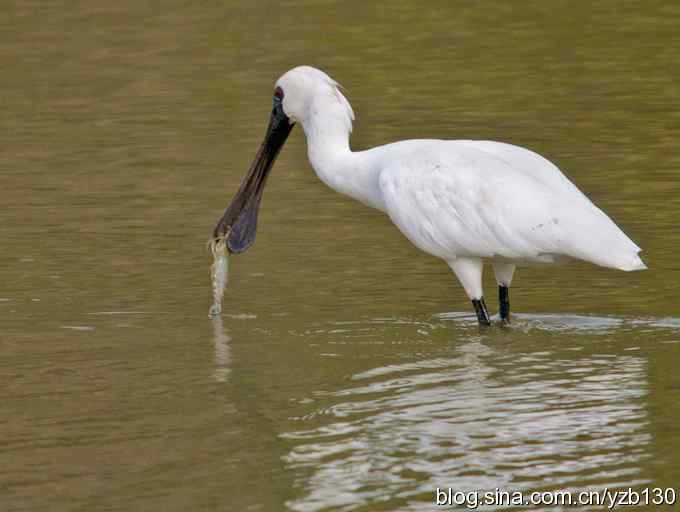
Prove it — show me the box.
[208,237,229,317]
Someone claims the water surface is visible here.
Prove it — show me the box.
[2,1,680,510]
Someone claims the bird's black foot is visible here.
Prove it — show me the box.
[472,298,491,326]
[499,285,510,323]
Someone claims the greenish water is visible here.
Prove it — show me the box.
[2,1,680,510]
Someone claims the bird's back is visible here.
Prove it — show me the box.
[375,139,645,271]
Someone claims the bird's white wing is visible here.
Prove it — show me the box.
[378,141,644,270]
[456,140,590,200]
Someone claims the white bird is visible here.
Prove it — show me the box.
[214,66,646,325]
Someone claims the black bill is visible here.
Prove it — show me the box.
[213,98,293,253]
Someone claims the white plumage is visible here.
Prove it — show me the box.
[270,66,646,323]
[377,139,643,268]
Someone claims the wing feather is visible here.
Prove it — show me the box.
[378,141,643,269]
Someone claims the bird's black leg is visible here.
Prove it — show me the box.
[472,298,491,326]
[499,285,510,323]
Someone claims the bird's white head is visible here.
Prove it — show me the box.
[275,66,354,133]
[212,66,354,254]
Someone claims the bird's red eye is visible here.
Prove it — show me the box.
[274,87,284,100]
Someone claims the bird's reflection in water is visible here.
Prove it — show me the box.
[211,316,231,383]
[283,330,650,512]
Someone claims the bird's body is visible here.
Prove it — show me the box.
[215,66,645,325]
[326,138,642,268]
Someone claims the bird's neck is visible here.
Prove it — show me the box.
[302,96,385,211]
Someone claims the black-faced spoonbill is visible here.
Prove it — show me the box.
[213,66,646,326]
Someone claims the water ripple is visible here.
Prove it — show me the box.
[284,330,651,511]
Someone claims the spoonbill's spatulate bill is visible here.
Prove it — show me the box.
[213,66,646,325]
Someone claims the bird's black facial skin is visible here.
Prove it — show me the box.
[213,89,294,253]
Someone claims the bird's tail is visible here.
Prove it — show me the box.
[617,252,647,271]
[560,205,647,272]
